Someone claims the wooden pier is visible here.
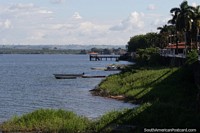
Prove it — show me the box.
[89,54,120,61]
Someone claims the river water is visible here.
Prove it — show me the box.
[0,54,135,123]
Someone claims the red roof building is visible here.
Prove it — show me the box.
[166,42,186,49]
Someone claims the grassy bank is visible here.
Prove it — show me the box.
[1,66,200,132]
[93,65,200,130]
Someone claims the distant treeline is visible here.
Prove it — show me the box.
[0,47,126,55]
[0,48,85,54]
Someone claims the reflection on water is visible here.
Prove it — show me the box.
[0,54,136,122]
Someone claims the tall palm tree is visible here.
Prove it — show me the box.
[169,0,195,53]
[192,6,200,48]
[168,16,180,54]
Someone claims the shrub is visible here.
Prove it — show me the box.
[185,50,198,65]
[136,47,162,66]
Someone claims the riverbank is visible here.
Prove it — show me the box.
[91,65,200,130]
[1,65,200,132]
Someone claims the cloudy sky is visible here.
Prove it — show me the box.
[0,0,199,45]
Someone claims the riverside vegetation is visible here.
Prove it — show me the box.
[1,49,200,132]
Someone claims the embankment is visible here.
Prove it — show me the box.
[92,65,200,131]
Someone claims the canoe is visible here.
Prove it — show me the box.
[53,73,84,79]
[54,75,77,79]
[82,75,106,78]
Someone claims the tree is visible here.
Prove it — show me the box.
[127,34,147,52]
[192,5,200,48]
[127,33,160,52]
[169,0,195,53]
[157,25,176,48]
[145,32,160,48]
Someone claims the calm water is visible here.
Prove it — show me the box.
[0,54,135,123]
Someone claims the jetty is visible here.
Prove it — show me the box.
[89,54,120,61]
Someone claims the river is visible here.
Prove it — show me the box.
[0,54,135,122]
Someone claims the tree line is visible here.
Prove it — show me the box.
[0,47,125,55]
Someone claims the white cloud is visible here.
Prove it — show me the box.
[9,3,35,11]
[0,2,170,45]
[8,3,53,17]
[78,21,108,37]
[150,15,171,27]
[50,0,65,4]
[26,30,47,43]
[109,12,144,31]
[0,19,12,29]
[192,2,197,7]
[72,12,82,20]
[79,22,95,30]
[49,23,76,30]
[4,19,12,29]
[147,4,156,10]
[37,10,53,14]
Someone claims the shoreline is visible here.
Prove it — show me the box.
[90,88,126,101]
[90,88,140,105]
[89,63,136,101]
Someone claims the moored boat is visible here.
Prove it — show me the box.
[91,67,106,70]
[53,73,84,79]
[104,65,120,71]
[54,75,77,79]
[82,75,106,78]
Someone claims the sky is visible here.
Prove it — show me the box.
[0,0,199,45]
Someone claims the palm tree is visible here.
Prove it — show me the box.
[157,25,169,34]
[168,17,180,54]
[157,25,176,48]
[192,6,200,48]
[169,0,195,54]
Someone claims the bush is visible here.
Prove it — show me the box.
[136,47,162,66]
[186,50,198,65]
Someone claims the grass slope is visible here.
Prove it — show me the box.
[95,66,200,131]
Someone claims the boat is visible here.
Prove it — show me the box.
[54,75,77,79]
[53,73,84,79]
[82,75,106,78]
[104,65,121,71]
[91,67,106,70]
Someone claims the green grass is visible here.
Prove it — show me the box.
[0,109,90,133]
[95,66,200,130]
[98,67,175,100]
[98,67,197,104]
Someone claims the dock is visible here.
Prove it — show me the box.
[89,54,120,61]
